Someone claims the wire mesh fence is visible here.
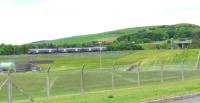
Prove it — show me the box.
[1,62,200,103]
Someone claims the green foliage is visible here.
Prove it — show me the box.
[116,23,200,43]
[1,23,200,55]
[190,32,200,48]
[0,43,58,55]
[34,24,197,45]
[107,42,143,51]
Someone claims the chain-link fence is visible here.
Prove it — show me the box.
[1,62,200,103]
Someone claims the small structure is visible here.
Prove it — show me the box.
[0,60,54,73]
[15,62,40,72]
[0,62,16,73]
[175,40,192,49]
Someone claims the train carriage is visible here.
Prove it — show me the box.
[28,47,107,54]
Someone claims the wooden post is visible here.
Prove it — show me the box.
[8,72,12,103]
[80,64,85,94]
[137,63,141,87]
[160,64,164,84]
[112,64,115,92]
[181,62,185,81]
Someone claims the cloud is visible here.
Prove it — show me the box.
[6,0,46,5]
[0,0,200,44]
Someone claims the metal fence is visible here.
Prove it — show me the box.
[1,62,200,103]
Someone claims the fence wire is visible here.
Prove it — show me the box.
[0,62,200,103]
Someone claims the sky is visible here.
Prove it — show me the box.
[0,0,200,44]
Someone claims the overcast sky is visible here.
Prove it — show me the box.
[1,0,200,44]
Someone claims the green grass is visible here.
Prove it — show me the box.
[19,78,200,103]
[31,27,150,45]
[0,50,199,71]
[0,50,200,103]
[31,23,200,46]
[1,69,200,103]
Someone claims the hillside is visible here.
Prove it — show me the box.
[0,50,198,70]
[31,23,200,45]
[117,23,200,43]
[31,26,149,45]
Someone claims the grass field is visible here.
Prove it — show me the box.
[0,49,200,103]
[22,78,200,103]
[0,50,199,70]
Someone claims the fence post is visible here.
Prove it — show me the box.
[160,64,164,84]
[137,62,141,87]
[112,64,115,92]
[46,64,51,99]
[8,72,12,103]
[80,64,85,94]
[197,50,200,70]
[181,62,185,81]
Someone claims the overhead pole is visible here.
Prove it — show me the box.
[99,41,102,69]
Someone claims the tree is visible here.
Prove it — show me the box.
[190,32,200,48]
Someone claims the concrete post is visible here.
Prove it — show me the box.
[46,64,51,99]
[137,63,141,87]
[112,64,115,92]
[8,72,12,103]
[160,64,164,84]
[46,72,50,99]
[197,50,200,70]
[80,64,85,94]
[181,62,185,81]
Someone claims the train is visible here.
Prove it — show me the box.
[28,47,107,54]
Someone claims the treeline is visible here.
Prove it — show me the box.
[117,24,199,43]
[190,32,200,48]
[0,41,143,55]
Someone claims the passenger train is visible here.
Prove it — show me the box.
[28,47,107,54]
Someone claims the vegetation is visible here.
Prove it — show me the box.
[31,27,149,45]
[0,50,198,70]
[0,43,57,55]
[0,50,200,103]
[32,23,200,46]
[190,32,200,48]
[22,78,200,103]
[116,23,200,43]
[1,23,200,55]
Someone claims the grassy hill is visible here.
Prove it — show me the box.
[31,27,149,45]
[31,23,200,45]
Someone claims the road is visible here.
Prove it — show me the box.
[168,96,200,103]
